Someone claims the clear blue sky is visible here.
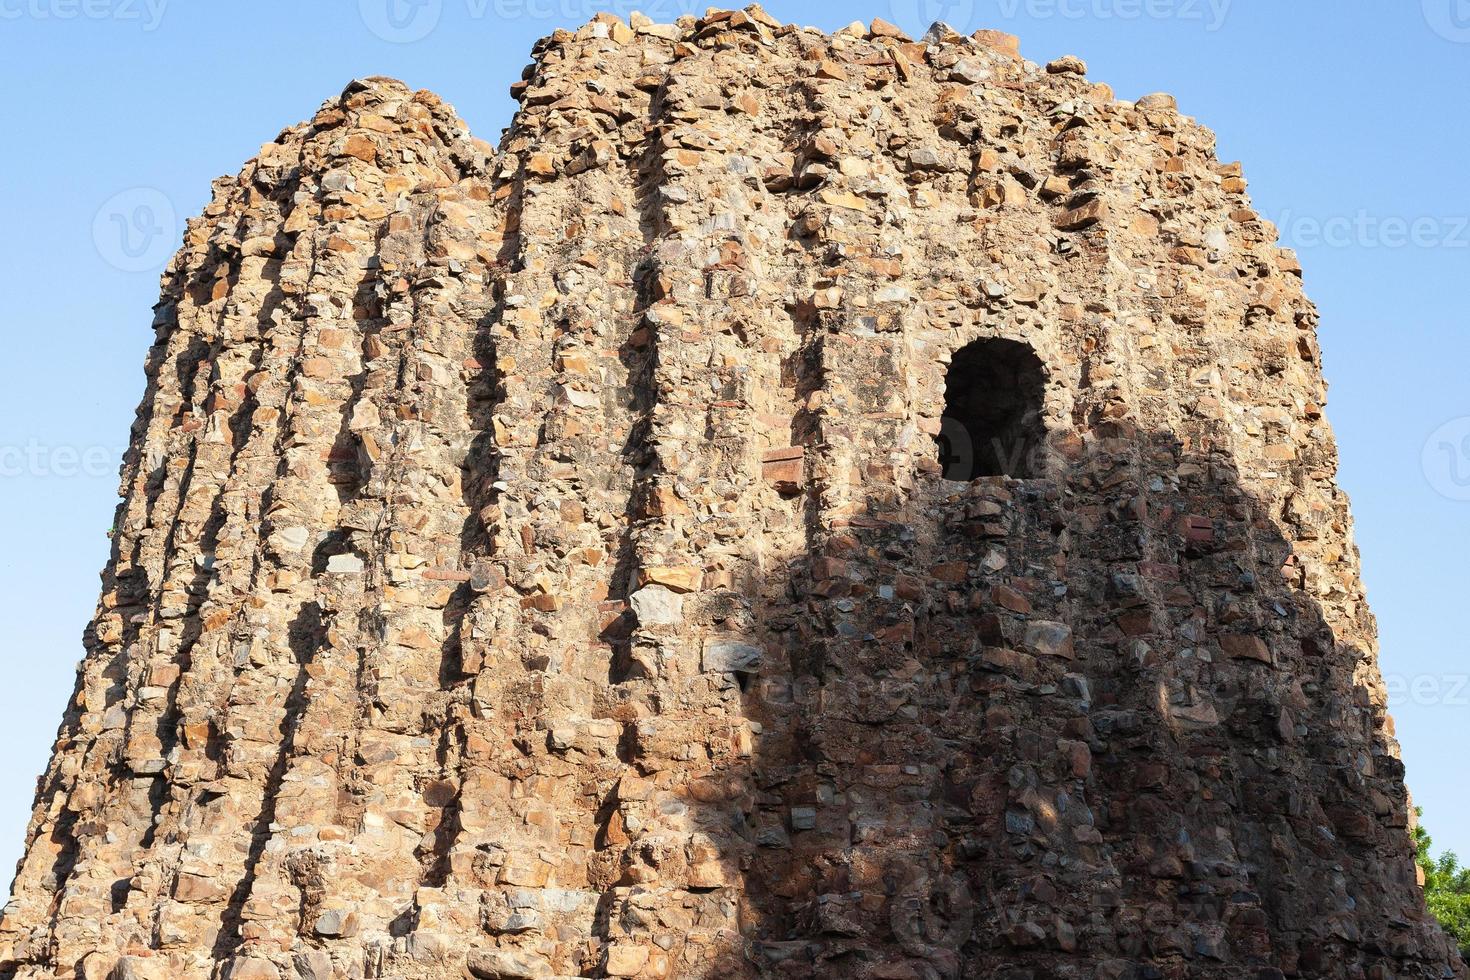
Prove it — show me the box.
[2,0,1467,877]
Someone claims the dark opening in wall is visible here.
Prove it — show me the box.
[937,338,1046,480]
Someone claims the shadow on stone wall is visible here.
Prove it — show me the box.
[666,422,1464,979]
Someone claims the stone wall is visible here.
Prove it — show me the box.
[1,8,1461,979]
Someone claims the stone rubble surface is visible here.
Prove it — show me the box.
[1,8,1463,979]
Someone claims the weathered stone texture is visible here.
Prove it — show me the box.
[2,8,1463,979]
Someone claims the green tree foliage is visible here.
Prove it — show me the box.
[1415,811,1470,956]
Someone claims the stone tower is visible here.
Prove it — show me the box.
[1,9,1461,980]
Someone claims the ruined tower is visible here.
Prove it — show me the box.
[2,9,1461,979]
